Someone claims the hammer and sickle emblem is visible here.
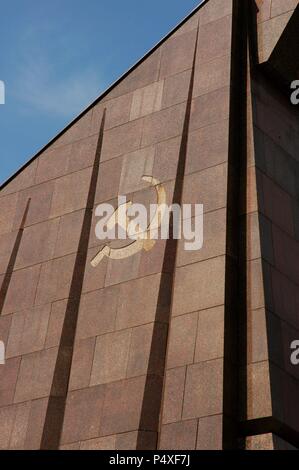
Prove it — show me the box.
[91,176,166,267]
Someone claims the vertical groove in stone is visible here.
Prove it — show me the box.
[222,0,249,449]
[237,0,259,448]
[136,26,200,451]
[0,198,31,314]
[40,110,106,450]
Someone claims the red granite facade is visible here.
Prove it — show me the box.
[0,0,299,450]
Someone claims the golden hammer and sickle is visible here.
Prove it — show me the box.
[91,176,166,267]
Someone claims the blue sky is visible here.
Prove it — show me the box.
[0,0,203,185]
